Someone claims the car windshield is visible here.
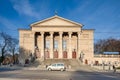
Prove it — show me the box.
[51,64,56,66]
[57,64,64,66]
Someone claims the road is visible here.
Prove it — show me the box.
[0,68,120,80]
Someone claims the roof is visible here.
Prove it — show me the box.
[30,15,83,27]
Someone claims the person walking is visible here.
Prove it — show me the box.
[113,65,116,73]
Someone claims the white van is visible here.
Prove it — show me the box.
[46,63,66,71]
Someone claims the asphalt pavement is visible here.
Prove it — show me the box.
[0,66,120,80]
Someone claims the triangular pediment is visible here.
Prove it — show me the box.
[30,15,83,27]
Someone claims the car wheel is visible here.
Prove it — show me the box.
[48,68,52,71]
[60,68,64,71]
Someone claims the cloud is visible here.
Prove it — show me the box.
[66,0,120,39]
[0,16,20,38]
[0,16,19,38]
[0,16,17,30]
[10,0,39,18]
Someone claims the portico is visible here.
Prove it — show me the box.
[33,31,81,59]
[19,15,94,64]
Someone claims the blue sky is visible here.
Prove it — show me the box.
[0,0,120,42]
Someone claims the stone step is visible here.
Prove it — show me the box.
[29,59,85,70]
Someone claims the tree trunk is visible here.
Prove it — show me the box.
[1,48,5,63]
[12,49,15,64]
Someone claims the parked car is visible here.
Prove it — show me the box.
[46,63,66,71]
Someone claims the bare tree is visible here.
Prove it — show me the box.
[94,39,107,54]
[104,38,120,52]
[0,32,12,62]
[8,38,18,64]
[94,38,120,54]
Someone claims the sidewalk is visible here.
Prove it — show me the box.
[90,65,120,73]
[0,64,77,72]
[0,78,29,80]
[0,78,48,80]
[1,64,120,73]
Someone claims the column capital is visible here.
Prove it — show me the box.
[59,31,63,34]
[77,32,81,37]
[50,31,54,34]
[77,31,81,34]
[41,32,44,35]
[68,32,72,35]
[77,31,82,35]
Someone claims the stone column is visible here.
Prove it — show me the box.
[41,32,44,60]
[31,31,35,54]
[78,32,81,59]
[69,32,72,59]
[50,32,54,59]
[59,32,63,58]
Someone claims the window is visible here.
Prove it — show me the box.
[57,63,64,66]
[54,40,58,49]
[63,40,67,49]
[52,64,56,66]
[57,64,61,66]
[46,40,50,49]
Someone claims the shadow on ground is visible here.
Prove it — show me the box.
[69,70,120,80]
[0,66,22,72]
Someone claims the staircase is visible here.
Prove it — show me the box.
[29,59,94,71]
[41,59,71,66]
[29,58,42,67]
[40,59,83,69]
[68,59,82,69]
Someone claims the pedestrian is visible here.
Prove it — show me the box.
[113,65,116,73]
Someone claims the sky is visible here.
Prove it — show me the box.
[0,0,120,42]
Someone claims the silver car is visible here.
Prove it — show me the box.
[47,63,66,71]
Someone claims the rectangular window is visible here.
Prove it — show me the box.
[63,40,67,49]
[46,40,50,49]
[54,40,58,49]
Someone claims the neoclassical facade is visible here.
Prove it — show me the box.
[19,15,94,64]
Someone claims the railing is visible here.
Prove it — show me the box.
[94,54,120,58]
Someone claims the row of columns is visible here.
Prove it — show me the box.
[32,31,81,59]
[59,32,63,58]
[69,32,72,58]
[41,32,44,58]
[78,32,81,58]
[50,32,53,58]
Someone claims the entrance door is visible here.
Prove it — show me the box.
[54,51,58,58]
[72,51,76,58]
[63,51,67,58]
[36,52,41,58]
[35,49,40,58]
[85,59,88,64]
[45,51,49,59]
